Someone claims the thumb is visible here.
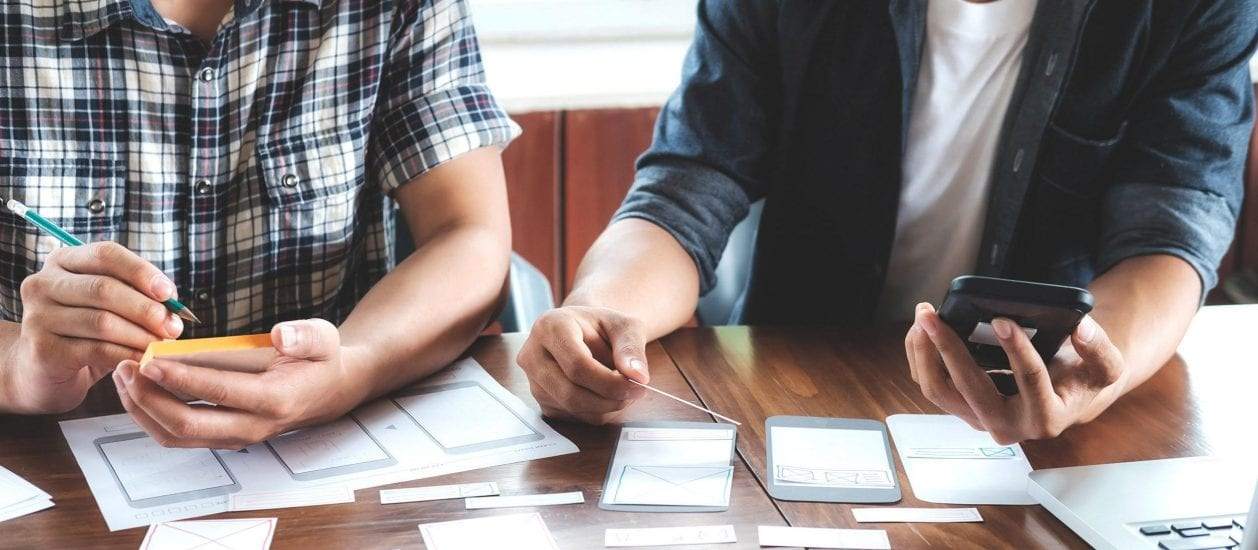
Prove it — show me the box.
[1070,315,1123,388]
[272,318,340,360]
[605,315,650,384]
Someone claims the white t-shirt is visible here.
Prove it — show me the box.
[875,0,1038,322]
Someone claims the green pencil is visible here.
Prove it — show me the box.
[3,198,201,325]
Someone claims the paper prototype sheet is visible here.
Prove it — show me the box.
[770,426,895,489]
[757,525,890,549]
[601,424,736,509]
[380,482,499,504]
[418,512,559,550]
[886,414,1035,505]
[605,525,737,547]
[60,358,578,530]
[464,491,584,509]
[139,518,276,550]
[0,466,53,523]
[851,507,983,523]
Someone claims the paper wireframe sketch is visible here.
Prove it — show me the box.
[139,518,277,550]
[851,507,983,523]
[419,512,559,550]
[464,491,584,509]
[0,466,53,523]
[903,447,1017,459]
[379,482,499,504]
[60,358,578,531]
[886,414,1035,505]
[770,426,895,489]
[757,525,890,549]
[605,524,737,547]
[227,485,353,512]
[600,422,737,511]
[609,465,734,506]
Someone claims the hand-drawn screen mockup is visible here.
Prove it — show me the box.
[765,416,901,503]
[264,416,397,481]
[94,433,240,508]
[599,422,737,513]
[391,381,543,453]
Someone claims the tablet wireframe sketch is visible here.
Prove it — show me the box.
[765,416,901,504]
[264,415,396,481]
[391,381,543,454]
[94,432,240,509]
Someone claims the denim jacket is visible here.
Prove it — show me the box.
[615,0,1258,324]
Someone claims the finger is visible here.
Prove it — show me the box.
[918,308,1010,425]
[1069,315,1124,388]
[139,360,280,414]
[537,351,633,413]
[114,366,180,444]
[905,322,922,383]
[910,319,982,428]
[991,318,1060,417]
[62,337,144,376]
[601,315,650,384]
[40,304,166,350]
[272,318,340,360]
[118,362,264,448]
[47,274,182,339]
[545,315,639,400]
[46,242,177,303]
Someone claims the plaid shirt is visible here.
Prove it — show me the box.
[0,0,517,337]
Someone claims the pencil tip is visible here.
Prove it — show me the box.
[177,309,202,325]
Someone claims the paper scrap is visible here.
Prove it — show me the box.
[757,526,890,549]
[903,447,1016,459]
[605,525,737,547]
[626,429,735,442]
[419,512,559,550]
[380,482,500,504]
[852,507,983,523]
[0,465,53,523]
[465,491,584,509]
[228,485,353,511]
[139,518,276,550]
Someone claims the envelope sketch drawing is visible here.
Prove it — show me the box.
[610,465,733,507]
[139,518,277,550]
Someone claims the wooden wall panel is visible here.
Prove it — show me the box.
[562,108,660,293]
[502,111,562,300]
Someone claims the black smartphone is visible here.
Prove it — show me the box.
[937,276,1093,395]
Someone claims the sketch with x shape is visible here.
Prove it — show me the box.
[610,465,734,507]
[139,518,276,550]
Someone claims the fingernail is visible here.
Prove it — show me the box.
[1078,316,1097,343]
[140,363,163,382]
[629,358,646,374]
[151,275,176,300]
[118,363,134,385]
[992,318,1013,340]
[920,315,939,338]
[113,373,128,397]
[280,324,302,350]
[165,315,183,337]
[916,302,931,314]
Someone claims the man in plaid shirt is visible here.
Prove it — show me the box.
[0,0,518,449]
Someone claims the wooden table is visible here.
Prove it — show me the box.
[3,305,1253,549]
[660,305,1258,549]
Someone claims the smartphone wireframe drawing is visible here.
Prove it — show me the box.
[94,432,240,509]
[264,415,397,481]
[391,381,543,454]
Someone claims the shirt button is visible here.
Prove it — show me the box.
[1045,52,1059,76]
[195,290,210,302]
[1012,148,1025,173]
[281,174,300,188]
[197,67,216,82]
[86,198,106,214]
[194,179,212,195]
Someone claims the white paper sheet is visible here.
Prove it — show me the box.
[227,485,354,511]
[418,512,559,550]
[602,425,736,508]
[902,446,1016,459]
[0,465,53,523]
[139,518,276,550]
[757,526,890,549]
[605,525,737,547]
[379,482,499,504]
[851,507,983,523]
[60,358,578,531]
[886,414,1035,505]
[464,491,584,509]
[770,426,894,488]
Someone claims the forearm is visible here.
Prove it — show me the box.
[1084,254,1201,410]
[564,219,700,340]
[338,223,510,402]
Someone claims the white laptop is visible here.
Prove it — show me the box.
[1029,456,1258,550]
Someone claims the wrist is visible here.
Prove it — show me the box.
[337,343,380,404]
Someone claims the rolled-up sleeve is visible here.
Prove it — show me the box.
[370,0,519,195]
[1098,1,1258,295]
[613,0,779,295]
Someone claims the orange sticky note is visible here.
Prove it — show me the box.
[141,334,276,374]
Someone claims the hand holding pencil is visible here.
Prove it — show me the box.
[0,197,193,414]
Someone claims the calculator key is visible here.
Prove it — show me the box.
[1178,527,1210,538]
[1175,522,1207,532]
[1203,519,1234,530]
[1142,525,1173,536]
[1159,537,1238,550]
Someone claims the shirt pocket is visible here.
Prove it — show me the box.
[0,156,126,319]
